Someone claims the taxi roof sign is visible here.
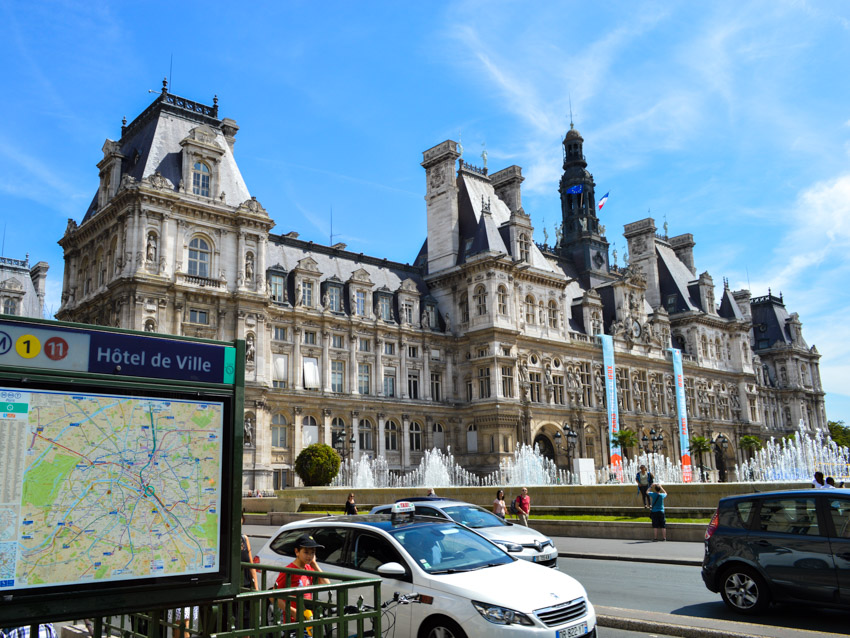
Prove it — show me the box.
[390,501,415,523]
[392,501,415,513]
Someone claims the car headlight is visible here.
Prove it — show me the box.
[493,540,523,553]
[472,601,534,626]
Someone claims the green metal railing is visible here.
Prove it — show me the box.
[84,563,382,638]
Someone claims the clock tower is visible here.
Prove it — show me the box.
[557,125,611,287]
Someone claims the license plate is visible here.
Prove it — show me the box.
[533,552,555,562]
[557,622,588,638]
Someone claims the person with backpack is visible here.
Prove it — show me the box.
[515,487,531,527]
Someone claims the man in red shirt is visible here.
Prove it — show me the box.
[517,487,531,527]
[274,534,330,623]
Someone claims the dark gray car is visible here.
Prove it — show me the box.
[702,488,850,614]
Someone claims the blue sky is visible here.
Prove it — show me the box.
[1,1,848,423]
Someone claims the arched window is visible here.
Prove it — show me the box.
[3,299,17,315]
[474,285,487,316]
[548,300,558,328]
[192,161,211,197]
[497,285,508,315]
[271,413,287,448]
[459,294,469,323]
[385,420,398,451]
[466,423,478,453]
[188,237,211,278]
[302,415,317,426]
[409,422,422,451]
[359,419,373,451]
[525,295,536,324]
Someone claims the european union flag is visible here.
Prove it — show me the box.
[566,185,583,194]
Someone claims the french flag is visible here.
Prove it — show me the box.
[598,192,609,211]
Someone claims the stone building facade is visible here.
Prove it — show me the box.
[0,255,49,319]
[56,86,826,488]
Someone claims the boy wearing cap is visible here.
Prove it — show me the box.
[275,534,330,621]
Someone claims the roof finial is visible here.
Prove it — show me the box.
[569,94,574,130]
[480,141,487,169]
[161,77,168,94]
[457,131,463,158]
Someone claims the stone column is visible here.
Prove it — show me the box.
[293,327,303,390]
[377,413,386,457]
[400,334,408,398]
[293,406,303,465]
[322,408,332,446]
[423,344,432,400]
[257,234,267,293]
[376,337,384,396]
[402,414,411,469]
[349,331,359,395]
[322,331,331,392]
[237,230,246,289]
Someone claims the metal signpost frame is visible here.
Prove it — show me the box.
[0,315,245,627]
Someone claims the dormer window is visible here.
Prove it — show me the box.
[328,286,342,312]
[519,233,530,262]
[401,301,413,324]
[192,161,211,197]
[355,290,366,315]
[379,295,392,321]
[301,280,314,307]
[188,237,210,278]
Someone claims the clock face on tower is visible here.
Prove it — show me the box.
[631,320,642,338]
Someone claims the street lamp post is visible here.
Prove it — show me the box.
[554,422,579,483]
[333,431,357,464]
[641,428,663,474]
[713,434,730,483]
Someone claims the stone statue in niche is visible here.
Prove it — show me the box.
[146,234,157,263]
[244,416,254,447]
[246,334,255,363]
[245,253,254,281]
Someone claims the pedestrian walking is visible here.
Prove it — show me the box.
[812,471,826,488]
[516,487,531,527]
[344,492,358,514]
[493,489,507,519]
[635,465,654,508]
[649,484,667,541]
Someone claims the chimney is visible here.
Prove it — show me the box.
[422,140,461,274]
[669,233,696,276]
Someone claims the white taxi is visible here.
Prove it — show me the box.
[255,502,597,638]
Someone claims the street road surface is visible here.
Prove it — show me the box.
[559,557,850,635]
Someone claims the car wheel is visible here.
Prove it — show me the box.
[720,565,770,614]
[419,616,467,638]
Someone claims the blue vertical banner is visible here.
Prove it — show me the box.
[670,348,693,482]
[599,335,623,482]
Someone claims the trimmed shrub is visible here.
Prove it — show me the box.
[295,443,341,486]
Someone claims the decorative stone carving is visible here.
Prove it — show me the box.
[147,171,174,191]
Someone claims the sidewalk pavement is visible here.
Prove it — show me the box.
[245,525,846,638]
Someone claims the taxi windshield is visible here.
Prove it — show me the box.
[391,523,513,574]
[441,505,508,529]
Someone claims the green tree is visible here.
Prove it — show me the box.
[294,443,341,486]
[828,420,850,448]
[738,435,763,460]
[690,435,712,480]
[612,428,639,459]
